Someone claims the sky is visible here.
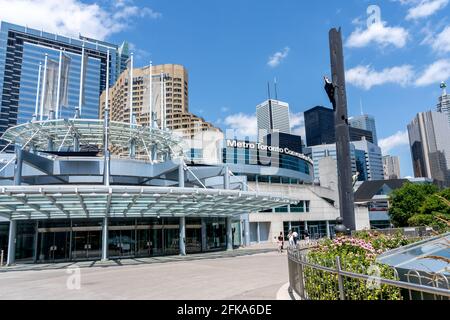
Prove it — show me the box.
[1,0,450,177]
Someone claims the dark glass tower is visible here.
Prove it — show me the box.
[0,21,129,149]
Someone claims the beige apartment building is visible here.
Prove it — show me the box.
[100,64,220,140]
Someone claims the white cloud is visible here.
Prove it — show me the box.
[346,65,414,90]
[0,0,161,40]
[379,131,410,155]
[406,0,449,20]
[290,112,305,137]
[415,59,450,86]
[428,26,450,53]
[267,47,290,68]
[346,22,409,48]
[224,113,257,139]
[222,111,305,141]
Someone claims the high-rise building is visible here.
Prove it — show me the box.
[383,155,401,180]
[0,21,129,148]
[100,64,220,140]
[437,81,450,126]
[407,111,450,187]
[304,106,373,146]
[349,114,378,145]
[352,139,384,181]
[309,138,383,183]
[256,99,290,141]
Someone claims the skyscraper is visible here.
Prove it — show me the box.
[407,111,450,187]
[383,155,401,180]
[0,21,128,148]
[352,139,384,181]
[349,114,378,145]
[437,81,450,126]
[304,106,373,146]
[309,139,383,183]
[100,64,220,140]
[256,99,290,141]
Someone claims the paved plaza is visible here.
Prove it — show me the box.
[0,246,289,300]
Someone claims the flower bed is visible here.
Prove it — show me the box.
[303,231,414,300]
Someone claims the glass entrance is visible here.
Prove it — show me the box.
[164,227,179,255]
[109,228,136,258]
[71,230,101,260]
[186,228,201,254]
[37,231,70,262]
[309,225,319,240]
[136,227,163,257]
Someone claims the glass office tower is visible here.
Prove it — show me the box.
[0,21,129,148]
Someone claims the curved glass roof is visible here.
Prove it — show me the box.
[1,119,185,158]
[0,185,293,220]
[377,233,450,275]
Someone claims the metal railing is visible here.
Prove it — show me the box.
[287,246,450,300]
[351,227,435,239]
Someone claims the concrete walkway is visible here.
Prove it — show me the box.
[0,244,290,300]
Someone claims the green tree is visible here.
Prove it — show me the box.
[389,183,438,227]
[408,188,450,231]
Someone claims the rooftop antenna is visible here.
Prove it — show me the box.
[267,82,271,100]
[274,77,278,100]
[360,98,364,115]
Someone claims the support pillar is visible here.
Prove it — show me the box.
[179,216,186,256]
[244,216,250,247]
[178,160,185,188]
[224,165,230,189]
[256,222,261,243]
[14,146,23,186]
[226,217,233,251]
[326,221,331,239]
[201,218,207,252]
[7,220,16,266]
[101,216,108,261]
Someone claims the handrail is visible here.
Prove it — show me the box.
[287,248,450,299]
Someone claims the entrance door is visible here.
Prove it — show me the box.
[309,225,319,240]
[164,227,179,255]
[37,231,70,262]
[71,230,101,260]
[109,228,136,258]
[136,228,163,257]
[186,228,201,254]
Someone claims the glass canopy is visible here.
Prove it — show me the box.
[0,185,293,220]
[1,119,185,158]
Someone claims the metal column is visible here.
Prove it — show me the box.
[178,160,185,188]
[256,222,261,243]
[179,216,186,256]
[101,216,108,261]
[329,28,356,230]
[244,216,250,247]
[6,220,16,266]
[226,217,233,251]
[326,221,331,239]
[201,218,207,252]
[223,165,230,189]
[14,146,23,186]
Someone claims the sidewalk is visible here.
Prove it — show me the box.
[0,243,280,273]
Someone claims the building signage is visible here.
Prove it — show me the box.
[226,139,313,164]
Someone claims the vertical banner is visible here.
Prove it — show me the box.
[59,53,71,109]
[42,58,59,117]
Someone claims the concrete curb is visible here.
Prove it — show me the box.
[276,282,301,300]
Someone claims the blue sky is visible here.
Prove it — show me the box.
[1,0,450,177]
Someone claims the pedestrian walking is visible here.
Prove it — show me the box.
[277,232,284,253]
[288,230,294,248]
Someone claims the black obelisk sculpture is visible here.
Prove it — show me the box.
[327,28,356,231]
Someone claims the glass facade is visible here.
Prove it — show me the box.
[222,146,312,176]
[0,21,129,149]
[3,217,229,263]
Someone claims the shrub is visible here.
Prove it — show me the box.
[302,232,413,300]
